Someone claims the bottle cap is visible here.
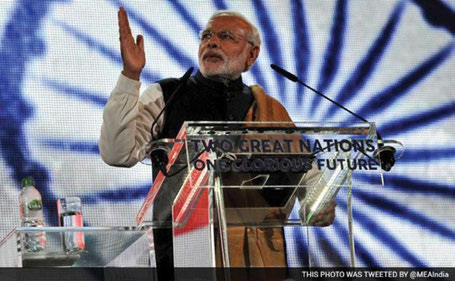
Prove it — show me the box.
[21,177,34,187]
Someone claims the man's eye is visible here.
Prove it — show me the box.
[218,32,234,41]
[201,32,212,40]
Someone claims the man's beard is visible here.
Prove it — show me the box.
[203,65,239,82]
[199,52,246,83]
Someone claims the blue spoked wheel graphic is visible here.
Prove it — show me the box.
[0,0,454,267]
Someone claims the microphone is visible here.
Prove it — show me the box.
[271,64,298,82]
[373,133,396,172]
[149,67,194,176]
[270,64,398,172]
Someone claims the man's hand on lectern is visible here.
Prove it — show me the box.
[311,200,336,227]
[118,7,145,81]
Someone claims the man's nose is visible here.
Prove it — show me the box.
[206,35,220,48]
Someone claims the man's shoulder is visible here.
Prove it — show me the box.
[249,85,284,106]
[248,84,292,122]
[156,77,186,100]
[156,77,180,89]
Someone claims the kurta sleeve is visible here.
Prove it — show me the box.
[99,73,165,167]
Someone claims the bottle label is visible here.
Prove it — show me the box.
[27,199,42,211]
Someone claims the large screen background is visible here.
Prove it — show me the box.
[0,0,454,267]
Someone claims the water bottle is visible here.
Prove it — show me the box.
[19,177,47,252]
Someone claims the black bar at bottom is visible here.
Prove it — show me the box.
[0,267,453,281]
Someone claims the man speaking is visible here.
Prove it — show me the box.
[99,7,335,279]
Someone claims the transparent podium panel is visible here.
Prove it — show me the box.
[136,121,385,268]
[175,121,383,226]
[0,227,152,268]
[183,121,383,185]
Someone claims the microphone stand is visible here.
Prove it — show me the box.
[271,64,398,171]
[148,67,194,176]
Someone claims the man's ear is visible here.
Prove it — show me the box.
[245,46,260,70]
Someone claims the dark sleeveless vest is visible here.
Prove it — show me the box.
[151,71,255,276]
[157,70,254,138]
[152,72,290,273]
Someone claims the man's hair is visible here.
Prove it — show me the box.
[207,10,261,47]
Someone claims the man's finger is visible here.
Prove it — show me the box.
[118,8,123,39]
[118,8,127,40]
[123,7,132,36]
[136,34,144,49]
[118,7,132,40]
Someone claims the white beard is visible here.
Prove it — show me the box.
[199,51,247,82]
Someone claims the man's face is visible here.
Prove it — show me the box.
[198,16,259,81]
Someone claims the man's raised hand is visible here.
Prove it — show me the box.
[118,7,145,81]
